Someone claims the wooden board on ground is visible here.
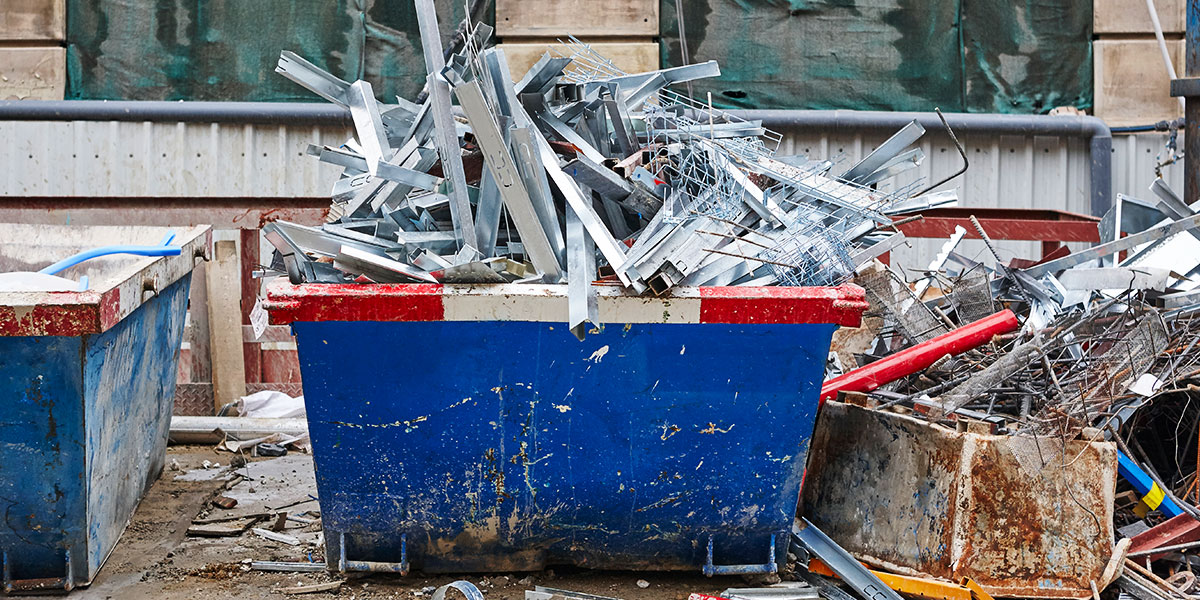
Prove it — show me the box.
[1094,38,1183,128]
[498,41,659,81]
[0,46,66,100]
[1095,0,1184,34]
[496,0,658,37]
[206,239,247,413]
[0,0,66,41]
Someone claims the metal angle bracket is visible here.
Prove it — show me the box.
[456,80,563,280]
[587,60,722,96]
[334,245,438,284]
[1149,178,1200,244]
[276,51,351,106]
[516,54,573,96]
[792,519,905,600]
[567,203,600,340]
[415,0,476,251]
[347,80,392,175]
[1023,213,1200,278]
[842,120,925,183]
[511,126,567,265]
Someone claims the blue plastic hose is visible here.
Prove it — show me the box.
[39,245,181,276]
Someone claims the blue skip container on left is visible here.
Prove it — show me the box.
[0,224,209,593]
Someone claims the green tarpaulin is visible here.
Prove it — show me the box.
[66,0,1091,113]
[661,0,1092,112]
[66,0,481,102]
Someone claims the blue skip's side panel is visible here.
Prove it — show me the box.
[294,320,835,572]
[84,276,190,578]
[0,276,189,586]
[0,336,87,581]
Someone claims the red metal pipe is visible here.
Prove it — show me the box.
[820,309,1020,403]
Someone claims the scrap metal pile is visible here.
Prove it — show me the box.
[824,198,1200,438]
[819,180,1200,598]
[260,2,954,337]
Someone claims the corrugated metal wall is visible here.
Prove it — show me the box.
[0,119,1184,272]
[0,121,349,197]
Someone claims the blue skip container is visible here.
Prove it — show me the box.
[0,224,208,592]
[265,282,866,575]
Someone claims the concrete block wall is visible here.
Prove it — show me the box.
[0,0,66,100]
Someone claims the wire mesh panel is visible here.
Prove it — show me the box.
[950,266,996,325]
[858,268,950,345]
[1083,313,1171,406]
[761,209,855,287]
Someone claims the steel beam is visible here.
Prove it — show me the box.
[895,207,1101,244]
[1023,213,1200,278]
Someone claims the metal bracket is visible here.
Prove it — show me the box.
[702,533,778,576]
[1170,77,1200,97]
[792,519,904,600]
[336,531,409,576]
[3,549,74,594]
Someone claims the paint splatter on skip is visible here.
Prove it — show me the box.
[588,345,610,363]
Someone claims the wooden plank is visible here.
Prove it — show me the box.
[0,0,66,41]
[189,262,212,383]
[1095,0,1184,35]
[498,41,659,81]
[0,46,65,101]
[206,239,247,413]
[496,0,657,37]
[1095,38,1184,128]
[239,229,262,384]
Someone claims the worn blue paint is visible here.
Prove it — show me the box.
[293,320,837,573]
[0,276,190,588]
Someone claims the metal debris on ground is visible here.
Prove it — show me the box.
[719,582,822,600]
[252,527,303,546]
[278,580,342,595]
[526,588,623,600]
[263,11,953,338]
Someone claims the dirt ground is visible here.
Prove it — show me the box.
[52,446,773,600]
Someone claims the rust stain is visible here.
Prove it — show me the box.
[660,424,680,440]
[802,401,1113,599]
[483,448,508,503]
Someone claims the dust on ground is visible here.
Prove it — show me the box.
[52,446,766,600]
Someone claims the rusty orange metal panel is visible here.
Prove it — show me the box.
[801,401,1117,599]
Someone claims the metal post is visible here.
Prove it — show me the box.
[1171,2,1200,202]
[1188,0,1200,205]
